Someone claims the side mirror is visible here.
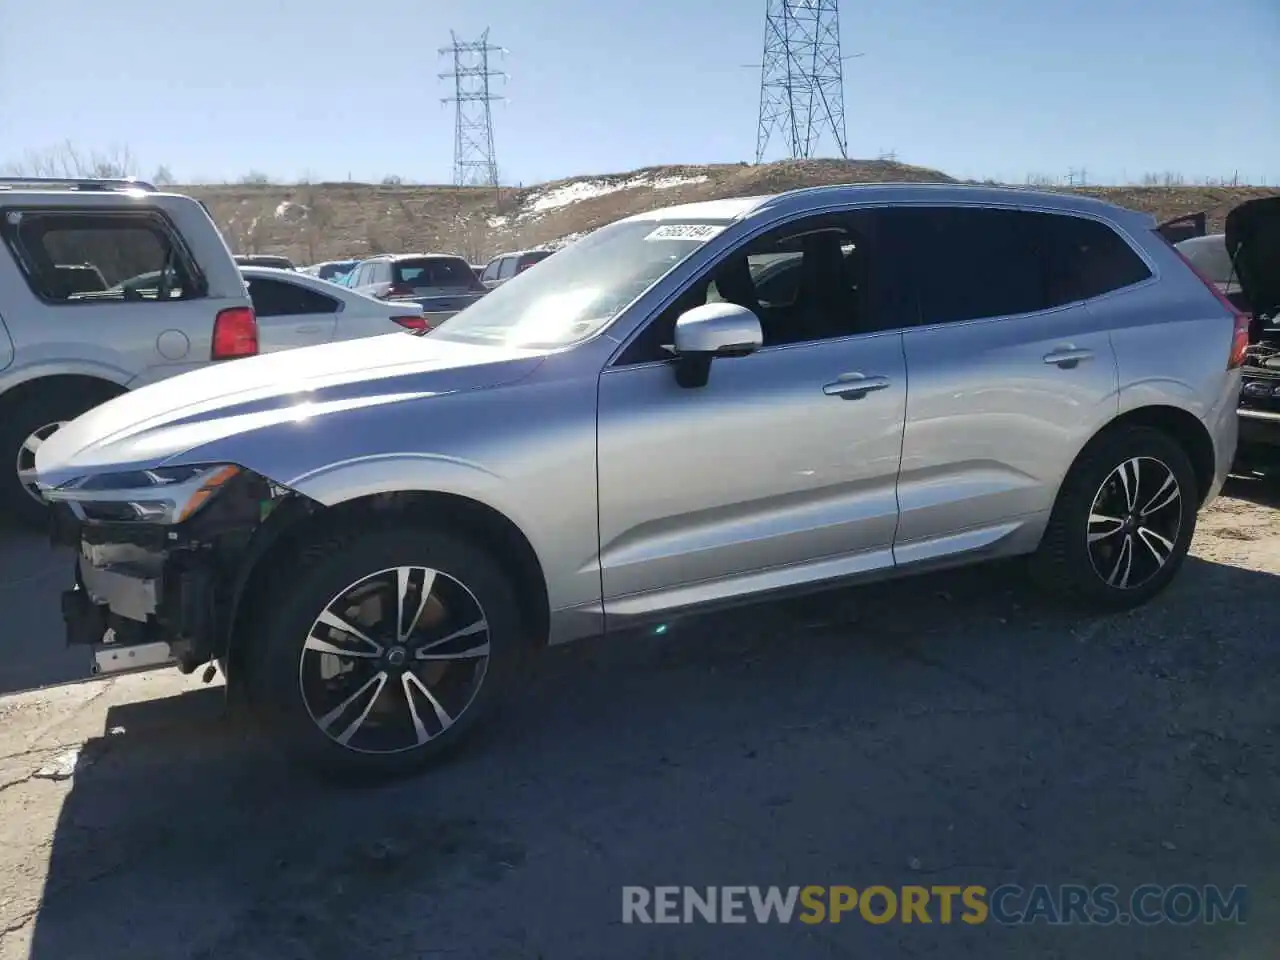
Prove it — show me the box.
[671,303,763,388]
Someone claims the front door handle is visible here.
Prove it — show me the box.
[1043,347,1094,368]
[823,373,891,399]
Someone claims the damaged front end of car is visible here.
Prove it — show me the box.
[45,463,315,680]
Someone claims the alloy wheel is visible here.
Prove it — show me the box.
[14,421,65,504]
[298,565,491,754]
[1086,456,1183,590]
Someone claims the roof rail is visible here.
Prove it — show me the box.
[0,176,158,193]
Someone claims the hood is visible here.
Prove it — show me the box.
[34,332,545,487]
[1225,196,1280,319]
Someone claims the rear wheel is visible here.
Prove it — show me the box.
[1032,425,1198,610]
[246,523,526,783]
[0,383,121,528]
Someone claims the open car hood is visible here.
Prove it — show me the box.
[1225,196,1280,320]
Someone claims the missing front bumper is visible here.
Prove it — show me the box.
[48,470,287,679]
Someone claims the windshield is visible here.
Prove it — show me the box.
[394,257,479,290]
[433,219,730,348]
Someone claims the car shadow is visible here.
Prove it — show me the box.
[1223,469,1280,508]
[0,518,85,695]
[21,555,1280,959]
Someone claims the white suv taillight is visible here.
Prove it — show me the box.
[211,307,259,360]
[1165,238,1252,369]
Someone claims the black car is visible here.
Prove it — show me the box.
[1162,198,1280,464]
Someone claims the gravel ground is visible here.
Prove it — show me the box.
[0,478,1276,960]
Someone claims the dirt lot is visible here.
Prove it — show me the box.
[0,478,1277,959]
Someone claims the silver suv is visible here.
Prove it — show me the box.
[35,183,1243,781]
[0,177,254,525]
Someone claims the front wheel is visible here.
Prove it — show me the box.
[247,524,526,782]
[1031,425,1199,610]
[0,384,121,527]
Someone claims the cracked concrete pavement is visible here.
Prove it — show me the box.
[0,477,1276,959]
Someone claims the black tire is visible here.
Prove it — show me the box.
[0,382,122,528]
[245,523,526,784]
[1031,425,1199,611]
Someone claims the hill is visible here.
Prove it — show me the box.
[181,159,1280,266]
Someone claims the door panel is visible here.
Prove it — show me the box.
[256,310,338,352]
[894,305,1118,553]
[597,333,906,613]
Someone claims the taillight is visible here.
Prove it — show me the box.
[211,306,259,359]
[393,316,429,334]
[1166,239,1252,369]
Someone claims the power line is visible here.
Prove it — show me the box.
[439,29,505,187]
[753,0,858,163]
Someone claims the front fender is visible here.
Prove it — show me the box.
[221,369,604,617]
[289,452,532,537]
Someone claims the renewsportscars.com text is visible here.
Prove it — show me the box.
[621,884,1249,926]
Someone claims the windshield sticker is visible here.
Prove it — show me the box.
[644,224,726,242]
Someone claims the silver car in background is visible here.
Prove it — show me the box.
[35,183,1243,781]
[347,252,488,332]
[0,177,254,525]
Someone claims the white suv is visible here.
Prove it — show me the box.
[0,177,255,524]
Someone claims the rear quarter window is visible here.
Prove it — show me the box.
[1030,213,1153,306]
[0,208,206,303]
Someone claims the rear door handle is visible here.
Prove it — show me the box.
[1043,348,1093,368]
[823,373,891,399]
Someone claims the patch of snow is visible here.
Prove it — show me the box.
[487,215,510,228]
[274,201,309,224]
[545,230,591,250]
[525,180,626,215]
[518,173,712,220]
[651,175,709,190]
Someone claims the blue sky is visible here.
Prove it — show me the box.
[1,0,1277,186]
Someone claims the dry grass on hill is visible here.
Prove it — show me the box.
[179,159,1280,266]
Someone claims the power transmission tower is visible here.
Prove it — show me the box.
[754,0,853,163]
[439,29,505,187]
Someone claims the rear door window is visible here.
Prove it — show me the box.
[1031,213,1153,306]
[882,207,1045,325]
[0,209,204,303]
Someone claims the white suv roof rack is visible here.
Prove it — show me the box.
[0,176,157,193]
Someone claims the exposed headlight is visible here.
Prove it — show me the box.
[49,464,243,524]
